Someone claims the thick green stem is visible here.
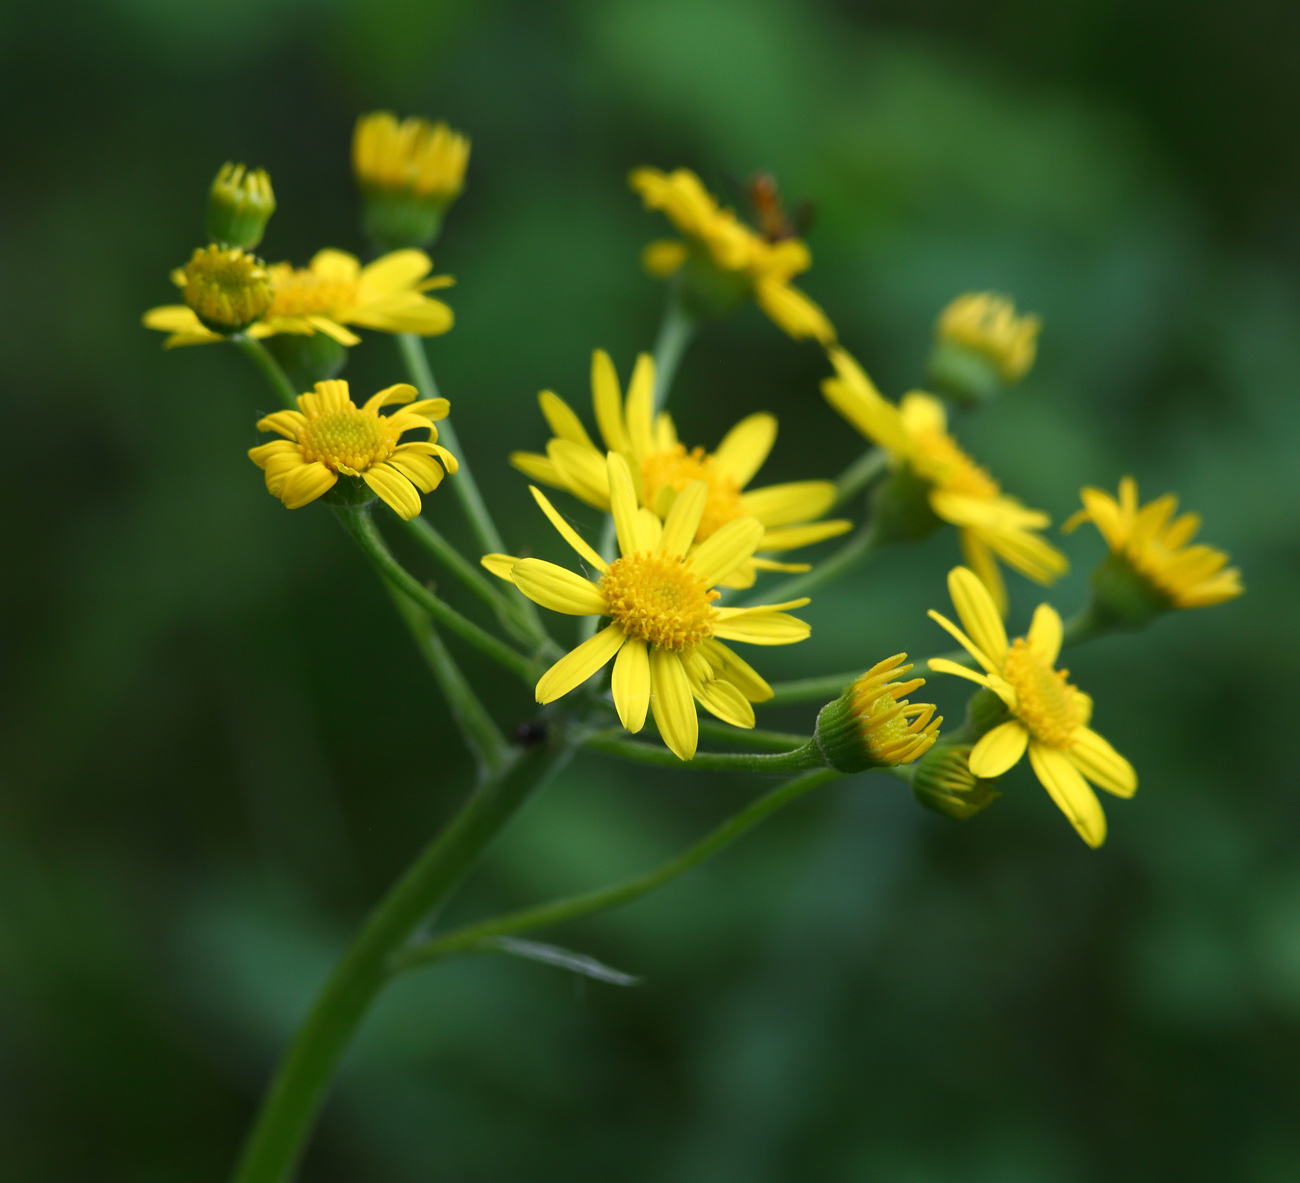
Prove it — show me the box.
[695,720,811,751]
[335,505,538,684]
[833,448,888,509]
[230,738,576,1183]
[395,767,841,973]
[234,336,299,411]
[582,729,823,774]
[386,585,509,774]
[740,519,883,607]
[651,293,697,413]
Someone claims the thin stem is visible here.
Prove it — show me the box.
[395,767,841,973]
[1061,602,1105,647]
[764,672,860,706]
[335,505,538,684]
[582,728,824,774]
[651,291,697,413]
[741,519,883,607]
[234,336,299,411]
[386,584,509,774]
[833,448,887,509]
[696,720,811,751]
[230,739,575,1183]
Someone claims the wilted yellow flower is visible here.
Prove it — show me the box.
[630,167,834,345]
[928,567,1136,848]
[510,350,851,587]
[482,454,812,761]
[144,249,453,348]
[248,379,457,520]
[823,347,1067,614]
[354,112,470,204]
[937,292,1040,384]
[814,654,940,772]
[1064,477,1243,611]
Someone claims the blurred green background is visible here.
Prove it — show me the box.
[3,0,1298,1178]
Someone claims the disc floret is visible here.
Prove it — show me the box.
[600,552,719,651]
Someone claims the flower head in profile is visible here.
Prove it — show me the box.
[511,350,851,587]
[630,167,834,345]
[1064,477,1243,613]
[936,292,1041,384]
[144,249,453,348]
[483,453,812,760]
[823,347,1067,614]
[814,654,941,773]
[248,379,457,520]
[927,567,1136,848]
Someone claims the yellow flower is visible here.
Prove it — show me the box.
[354,112,470,204]
[143,249,453,348]
[1063,476,1243,610]
[927,567,1136,848]
[510,350,852,587]
[248,379,457,520]
[630,167,835,345]
[175,245,274,333]
[823,347,1067,614]
[936,292,1041,384]
[483,453,812,760]
[814,654,941,772]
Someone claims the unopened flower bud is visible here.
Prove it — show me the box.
[181,245,273,333]
[814,654,941,774]
[207,163,276,250]
[928,292,1040,406]
[353,111,470,250]
[911,745,1000,820]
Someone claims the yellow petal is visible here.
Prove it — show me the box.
[637,508,663,550]
[926,610,999,677]
[947,567,1008,666]
[692,675,755,729]
[278,462,337,509]
[385,451,444,493]
[535,622,626,704]
[712,610,810,646]
[403,397,450,421]
[642,239,689,277]
[960,530,1008,619]
[361,383,418,414]
[538,390,595,448]
[591,349,630,454]
[1028,742,1107,848]
[612,637,651,733]
[623,353,656,460]
[607,451,646,555]
[740,479,834,526]
[757,520,853,551]
[481,554,521,582]
[511,558,608,615]
[362,463,421,520]
[821,349,913,457]
[658,480,707,557]
[699,640,773,702]
[1026,603,1063,666]
[685,516,764,586]
[255,410,308,440]
[305,317,363,346]
[528,486,608,572]
[926,659,1018,710]
[511,451,564,488]
[712,413,777,487]
[969,721,1029,778]
[1067,728,1137,798]
[248,440,298,469]
[358,249,431,294]
[547,439,610,509]
[347,299,453,337]
[753,278,835,344]
[308,248,362,281]
[649,648,698,761]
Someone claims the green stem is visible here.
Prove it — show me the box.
[386,584,509,774]
[395,767,841,973]
[582,729,823,774]
[1061,602,1105,647]
[764,672,861,706]
[234,336,299,411]
[651,292,697,413]
[741,519,883,607]
[833,448,887,509]
[230,738,575,1183]
[695,720,811,751]
[335,505,538,684]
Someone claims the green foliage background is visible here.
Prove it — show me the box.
[3,0,1298,1178]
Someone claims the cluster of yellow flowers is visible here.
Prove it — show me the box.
[145,116,1243,850]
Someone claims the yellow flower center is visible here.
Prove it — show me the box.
[911,429,1000,500]
[1000,639,1081,747]
[600,552,719,651]
[183,245,273,331]
[268,267,359,318]
[862,691,909,752]
[640,445,746,541]
[297,407,394,474]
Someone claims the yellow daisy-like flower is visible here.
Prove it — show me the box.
[823,347,1067,614]
[630,167,835,345]
[927,567,1137,848]
[483,453,812,761]
[510,350,852,588]
[143,249,453,348]
[248,379,457,520]
[1063,476,1243,610]
[936,292,1041,384]
[353,112,470,204]
[814,654,941,773]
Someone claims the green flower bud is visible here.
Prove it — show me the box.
[814,654,941,773]
[208,163,276,250]
[181,245,273,333]
[911,745,1000,820]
